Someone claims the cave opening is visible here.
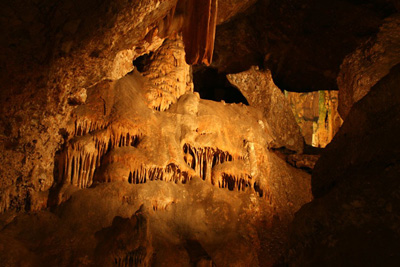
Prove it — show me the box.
[193,67,249,104]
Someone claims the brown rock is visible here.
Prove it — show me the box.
[227,67,304,153]
[216,0,257,24]
[0,69,312,266]
[337,13,400,119]
[0,0,178,215]
[182,0,217,65]
[287,154,320,170]
[212,0,393,91]
[141,35,194,111]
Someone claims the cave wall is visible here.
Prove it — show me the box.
[0,0,179,216]
[284,63,400,266]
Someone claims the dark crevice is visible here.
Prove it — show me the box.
[132,52,154,72]
[193,67,249,104]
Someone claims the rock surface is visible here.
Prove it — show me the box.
[227,67,304,153]
[140,35,194,111]
[0,0,178,217]
[337,13,400,118]
[213,0,397,91]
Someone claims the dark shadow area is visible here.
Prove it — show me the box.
[132,52,154,72]
[193,67,249,104]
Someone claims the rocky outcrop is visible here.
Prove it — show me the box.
[227,67,304,153]
[337,13,400,118]
[0,0,263,216]
[284,64,400,266]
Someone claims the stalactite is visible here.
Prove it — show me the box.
[59,138,268,199]
[59,132,141,189]
[215,173,253,192]
[182,0,218,65]
[183,144,237,181]
[181,143,267,198]
[127,163,191,185]
[73,119,108,137]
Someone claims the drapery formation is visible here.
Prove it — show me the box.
[182,0,218,65]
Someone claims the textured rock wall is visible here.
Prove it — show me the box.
[337,13,400,118]
[227,67,304,153]
[0,0,178,217]
[0,0,260,217]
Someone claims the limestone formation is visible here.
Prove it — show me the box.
[182,0,218,65]
[227,67,304,153]
[0,59,312,265]
[1,0,398,266]
[140,35,194,111]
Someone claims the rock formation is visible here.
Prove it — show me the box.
[227,67,304,153]
[1,50,312,265]
[337,13,400,118]
[182,0,218,65]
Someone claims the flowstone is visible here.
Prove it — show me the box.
[1,36,312,266]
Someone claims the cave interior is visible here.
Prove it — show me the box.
[0,0,400,266]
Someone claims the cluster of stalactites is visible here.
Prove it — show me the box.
[114,247,148,267]
[127,163,191,185]
[182,143,272,200]
[72,119,108,137]
[214,173,270,200]
[58,131,140,188]
[183,143,240,181]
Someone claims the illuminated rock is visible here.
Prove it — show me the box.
[227,67,304,153]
